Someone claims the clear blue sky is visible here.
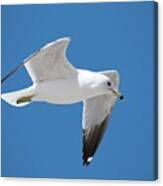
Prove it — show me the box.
[1,1,157,180]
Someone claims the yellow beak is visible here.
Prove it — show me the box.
[111,89,124,100]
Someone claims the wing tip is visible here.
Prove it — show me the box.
[54,37,71,46]
[57,37,71,42]
[40,37,71,51]
[83,157,93,167]
[82,116,109,167]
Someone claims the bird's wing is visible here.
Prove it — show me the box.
[24,37,77,83]
[82,70,120,166]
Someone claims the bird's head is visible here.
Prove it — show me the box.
[106,78,124,100]
[91,71,124,100]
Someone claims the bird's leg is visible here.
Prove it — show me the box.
[17,95,35,104]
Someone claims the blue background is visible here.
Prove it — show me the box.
[1,1,157,180]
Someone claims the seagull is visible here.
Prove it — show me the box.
[1,37,123,166]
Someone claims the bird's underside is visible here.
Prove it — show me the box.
[1,37,122,166]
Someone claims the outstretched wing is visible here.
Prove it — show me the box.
[24,37,76,83]
[1,37,76,84]
[82,70,120,166]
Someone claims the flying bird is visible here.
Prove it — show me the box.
[1,37,123,166]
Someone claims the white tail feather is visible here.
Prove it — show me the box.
[1,86,35,107]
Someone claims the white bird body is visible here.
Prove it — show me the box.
[1,37,123,166]
[33,69,109,104]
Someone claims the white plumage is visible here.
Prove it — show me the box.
[1,37,123,166]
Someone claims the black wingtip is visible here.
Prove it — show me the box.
[1,72,13,84]
[1,60,25,84]
[1,77,5,84]
[83,157,93,167]
[85,161,90,167]
[83,161,90,167]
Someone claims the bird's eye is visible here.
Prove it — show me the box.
[107,81,111,87]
